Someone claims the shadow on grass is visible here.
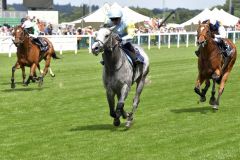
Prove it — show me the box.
[70,124,118,132]
[171,106,214,114]
[2,87,45,92]
[0,82,23,85]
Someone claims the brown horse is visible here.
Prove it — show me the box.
[11,25,59,88]
[194,20,237,110]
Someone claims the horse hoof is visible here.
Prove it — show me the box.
[23,83,28,86]
[11,83,16,89]
[38,77,43,87]
[209,98,216,105]
[51,74,55,77]
[113,118,121,127]
[125,120,133,128]
[212,105,219,110]
[122,111,127,119]
[200,96,206,102]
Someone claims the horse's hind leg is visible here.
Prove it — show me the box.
[126,77,146,128]
[49,67,55,77]
[39,55,51,87]
[213,71,231,110]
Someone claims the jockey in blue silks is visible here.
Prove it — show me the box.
[105,8,142,64]
[195,20,232,58]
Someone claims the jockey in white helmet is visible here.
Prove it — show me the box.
[106,8,142,64]
[21,18,47,52]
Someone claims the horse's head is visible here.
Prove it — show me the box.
[12,25,26,47]
[91,26,116,56]
[197,20,211,47]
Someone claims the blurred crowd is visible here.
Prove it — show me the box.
[1,16,240,37]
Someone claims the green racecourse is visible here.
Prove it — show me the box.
[0,44,240,160]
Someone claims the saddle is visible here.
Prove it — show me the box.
[121,46,144,66]
[32,37,49,52]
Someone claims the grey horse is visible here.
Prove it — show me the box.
[91,27,149,128]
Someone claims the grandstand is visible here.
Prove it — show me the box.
[0,0,54,26]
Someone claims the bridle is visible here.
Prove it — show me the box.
[95,30,119,52]
[12,26,28,45]
[197,24,212,46]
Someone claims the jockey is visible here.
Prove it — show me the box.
[21,18,47,52]
[105,8,142,64]
[195,20,231,57]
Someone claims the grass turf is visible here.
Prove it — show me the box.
[0,45,240,160]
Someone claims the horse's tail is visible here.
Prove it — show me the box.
[52,51,61,59]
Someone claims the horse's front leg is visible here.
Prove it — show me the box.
[106,90,119,126]
[126,76,146,128]
[194,74,205,102]
[11,63,18,89]
[209,79,217,107]
[24,63,37,86]
[116,84,130,120]
[21,66,26,84]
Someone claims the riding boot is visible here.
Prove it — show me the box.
[223,41,232,57]
[37,38,47,52]
[124,42,141,64]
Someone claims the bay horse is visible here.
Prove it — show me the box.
[194,20,237,110]
[91,26,149,128]
[11,25,59,88]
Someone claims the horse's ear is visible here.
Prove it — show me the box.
[198,20,201,25]
[109,25,116,31]
[207,20,210,25]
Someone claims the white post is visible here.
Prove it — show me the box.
[233,31,236,44]
[148,34,150,50]
[186,33,189,47]
[168,34,170,48]
[158,33,161,49]
[75,36,77,54]
[8,48,11,57]
[195,35,197,46]
[89,35,92,53]
[177,33,180,48]
[60,44,63,55]
[138,33,140,46]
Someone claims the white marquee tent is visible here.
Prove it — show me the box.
[70,2,150,25]
[181,8,239,26]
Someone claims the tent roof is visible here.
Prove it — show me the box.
[181,8,239,26]
[70,2,150,24]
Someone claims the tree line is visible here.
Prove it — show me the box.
[9,0,239,24]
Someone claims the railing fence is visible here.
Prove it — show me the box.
[1,31,240,56]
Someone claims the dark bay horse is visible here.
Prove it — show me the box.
[194,20,237,110]
[11,25,59,88]
[91,26,149,128]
